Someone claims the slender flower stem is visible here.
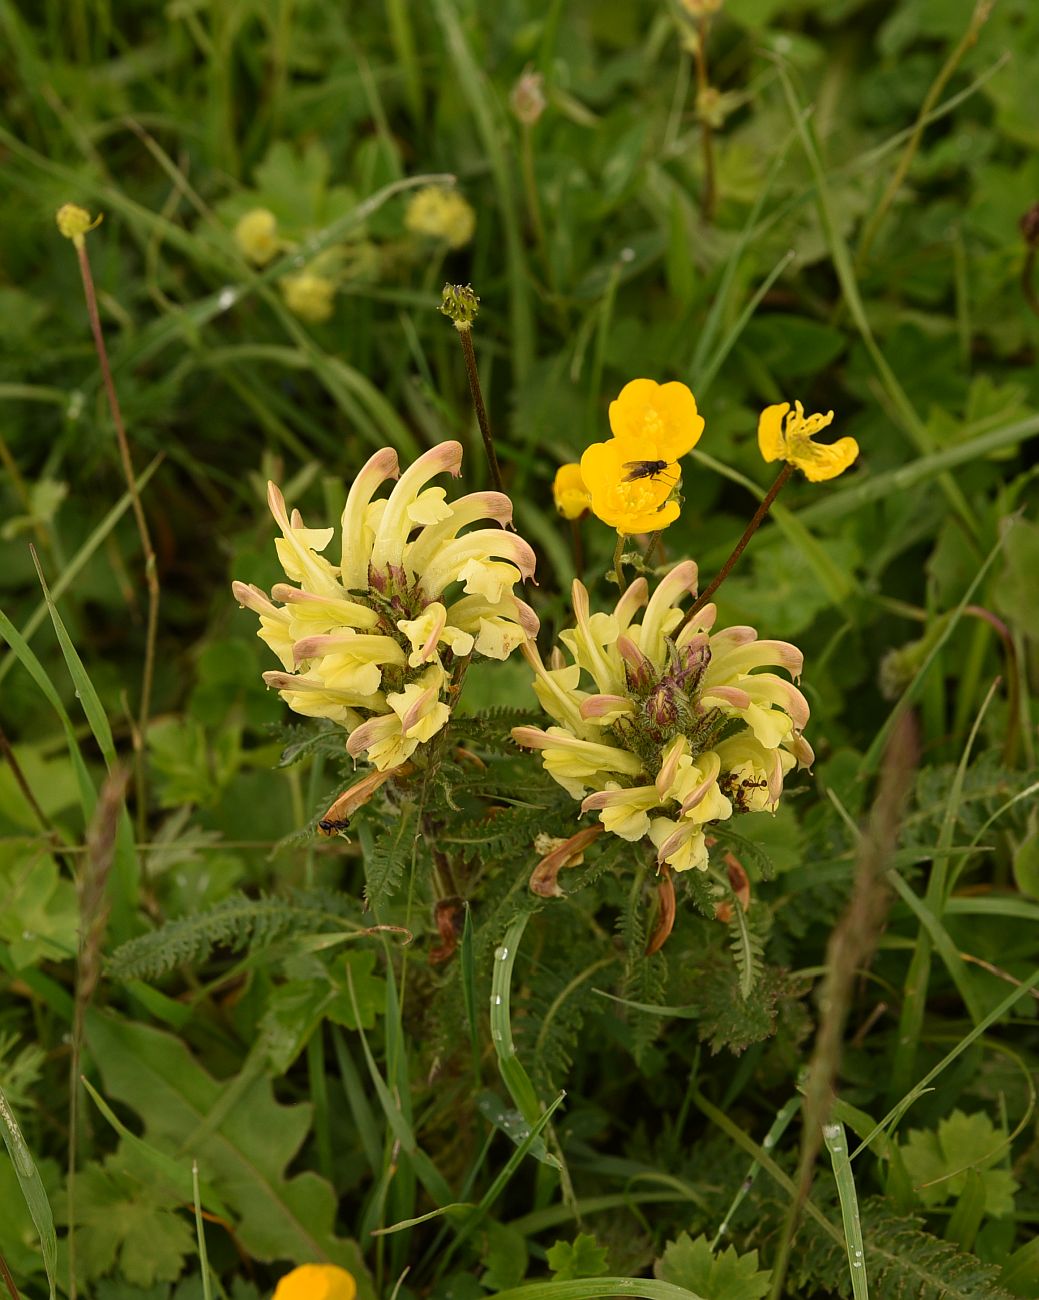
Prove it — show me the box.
[684,463,793,622]
[73,239,160,835]
[612,533,627,591]
[456,325,506,497]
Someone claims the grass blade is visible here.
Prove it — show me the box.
[823,1120,869,1300]
[490,912,543,1128]
[0,1082,57,1300]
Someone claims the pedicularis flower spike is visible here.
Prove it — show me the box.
[581,379,705,535]
[234,442,538,771]
[513,561,812,878]
[273,1264,356,1300]
[758,400,858,482]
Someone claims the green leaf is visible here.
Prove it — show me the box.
[0,839,77,969]
[547,1233,610,1281]
[70,1157,195,1287]
[654,1233,771,1300]
[481,1221,529,1291]
[85,1012,362,1267]
[901,1110,1017,1216]
[1012,827,1039,899]
[363,803,418,909]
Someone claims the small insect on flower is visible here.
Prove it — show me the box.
[621,459,676,485]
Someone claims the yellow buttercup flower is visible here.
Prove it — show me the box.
[405,187,476,249]
[280,272,336,323]
[234,208,280,266]
[758,401,858,482]
[553,463,592,520]
[580,439,679,535]
[273,1264,356,1300]
[608,379,704,462]
[233,442,539,773]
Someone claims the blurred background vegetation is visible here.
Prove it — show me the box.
[1,0,1038,1296]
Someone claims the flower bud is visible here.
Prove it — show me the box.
[510,67,546,126]
[56,204,102,245]
[440,282,480,331]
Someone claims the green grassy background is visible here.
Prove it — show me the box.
[1,0,1038,1296]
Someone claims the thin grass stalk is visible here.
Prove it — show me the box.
[692,16,716,221]
[68,768,126,1300]
[823,1120,869,1299]
[856,0,994,266]
[768,712,916,1300]
[192,1161,213,1300]
[71,236,159,838]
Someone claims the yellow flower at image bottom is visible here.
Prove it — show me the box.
[553,463,592,519]
[273,1264,356,1300]
[580,438,679,534]
[758,400,858,482]
[608,377,705,462]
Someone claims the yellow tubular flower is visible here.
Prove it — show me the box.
[234,442,538,773]
[758,401,859,482]
[273,1264,357,1300]
[608,378,705,461]
[581,439,680,534]
[553,463,592,520]
[514,564,811,881]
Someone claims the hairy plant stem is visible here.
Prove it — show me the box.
[455,325,506,497]
[73,238,159,838]
[768,713,916,1300]
[684,463,792,622]
[612,533,627,590]
[0,1252,20,1300]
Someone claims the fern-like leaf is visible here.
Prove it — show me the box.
[798,1196,1015,1299]
[107,889,359,981]
[364,803,419,909]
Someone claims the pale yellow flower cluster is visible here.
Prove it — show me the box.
[513,561,812,873]
[234,442,537,771]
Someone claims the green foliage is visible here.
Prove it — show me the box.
[546,1233,610,1280]
[2,0,1039,1295]
[107,890,361,981]
[85,1013,365,1269]
[70,1155,196,1287]
[796,1197,1018,1300]
[654,1233,772,1299]
[901,1110,1018,1216]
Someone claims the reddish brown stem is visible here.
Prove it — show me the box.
[685,463,792,623]
[74,239,160,834]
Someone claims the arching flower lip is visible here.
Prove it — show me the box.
[267,481,341,596]
[291,632,406,667]
[758,400,859,482]
[420,531,537,597]
[579,693,635,720]
[639,559,699,664]
[340,447,400,589]
[404,491,515,577]
[370,440,464,572]
[608,378,705,461]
